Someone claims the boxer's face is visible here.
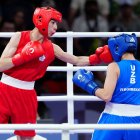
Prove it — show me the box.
[48,20,58,37]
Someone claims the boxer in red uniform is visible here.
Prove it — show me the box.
[0,7,112,140]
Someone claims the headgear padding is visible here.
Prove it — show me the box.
[108,33,137,62]
[33,7,62,36]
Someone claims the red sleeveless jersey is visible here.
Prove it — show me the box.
[4,31,55,81]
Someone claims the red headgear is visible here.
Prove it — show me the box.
[33,7,62,36]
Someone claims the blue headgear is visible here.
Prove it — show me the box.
[108,33,137,62]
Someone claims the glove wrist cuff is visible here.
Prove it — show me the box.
[86,81,99,96]
[92,86,99,96]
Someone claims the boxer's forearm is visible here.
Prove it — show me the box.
[0,58,14,72]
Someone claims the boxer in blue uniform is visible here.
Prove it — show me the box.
[73,33,140,140]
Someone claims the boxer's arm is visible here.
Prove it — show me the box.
[53,43,90,66]
[53,43,102,66]
[53,44,113,66]
[0,32,21,72]
[95,62,119,102]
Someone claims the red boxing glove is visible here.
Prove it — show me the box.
[95,47,104,55]
[99,45,113,63]
[12,41,45,66]
[89,54,101,65]
[89,47,104,65]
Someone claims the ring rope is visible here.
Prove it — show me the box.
[47,66,107,71]
[0,124,140,130]
[0,130,94,134]
[0,32,140,38]
[37,95,102,101]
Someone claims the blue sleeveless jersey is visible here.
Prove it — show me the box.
[111,60,140,104]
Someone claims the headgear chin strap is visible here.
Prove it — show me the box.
[108,33,137,62]
[33,7,62,36]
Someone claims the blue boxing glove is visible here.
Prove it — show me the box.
[72,69,99,95]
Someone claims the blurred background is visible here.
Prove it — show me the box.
[0,0,140,140]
